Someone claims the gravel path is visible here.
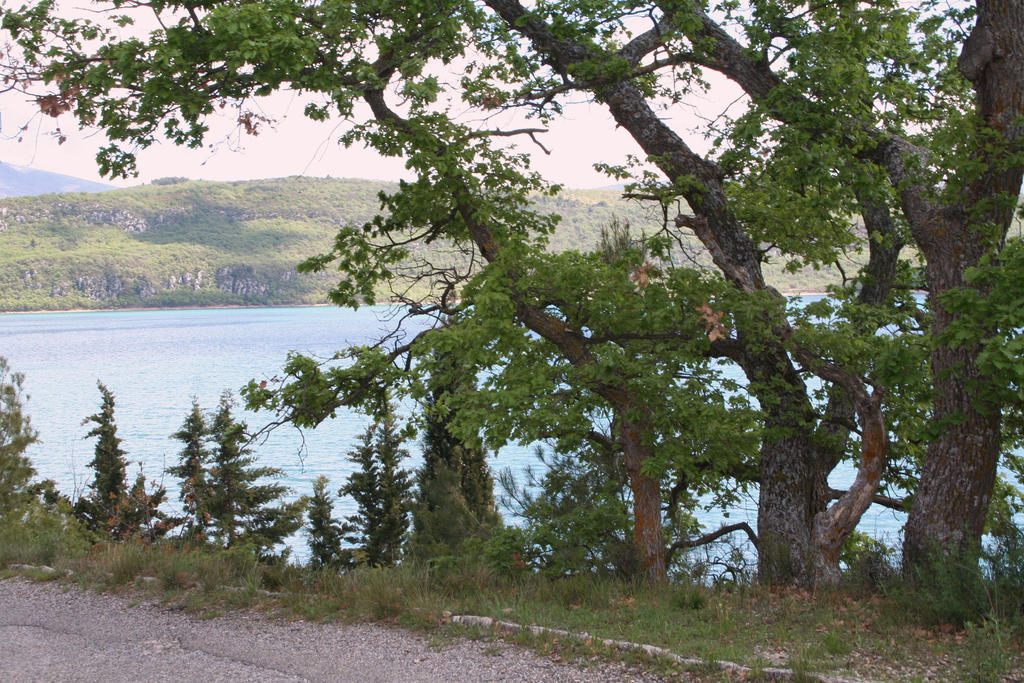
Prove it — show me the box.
[0,577,663,682]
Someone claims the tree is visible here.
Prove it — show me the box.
[339,408,413,568]
[895,4,1024,567]
[74,382,169,540]
[408,346,500,560]
[78,382,127,518]
[305,474,347,570]
[206,391,304,559]
[6,0,1022,585]
[167,397,213,539]
[120,465,172,543]
[0,357,39,514]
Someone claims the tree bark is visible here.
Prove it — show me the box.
[620,417,667,581]
[902,1,1024,566]
[738,346,832,585]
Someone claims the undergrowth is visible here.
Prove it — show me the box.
[1,516,1022,681]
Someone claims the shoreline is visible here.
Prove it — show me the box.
[0,302,334,316]
[0,291,832,316]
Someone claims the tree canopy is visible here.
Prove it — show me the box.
[4,0,1023,585]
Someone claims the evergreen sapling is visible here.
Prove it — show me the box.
[409,351,499,561]
[339,408,412,567]
[205,391,303,559]
[0,357,39,515]
[167,397,213,539]
[305,474,347,569]
[74,382,169,540]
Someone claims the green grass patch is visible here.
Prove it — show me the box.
[1,530,1021,681]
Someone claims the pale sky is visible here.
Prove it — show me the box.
[0,5,742,191]
[1,89,737,190]
[0,95,630,189]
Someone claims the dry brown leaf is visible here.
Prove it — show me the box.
[696,302,730,341]
[630,263,650,289]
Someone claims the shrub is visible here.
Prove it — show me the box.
[0,502,90,567]
[494,446,636,578]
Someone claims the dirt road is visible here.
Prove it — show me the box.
[0,577,659,682]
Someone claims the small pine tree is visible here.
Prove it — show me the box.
[410,461,480,561]
[305,475,347,570]
[205,391,304,559]
[167,398,212,538]
[74,382,168,540]
[409,349,499,560]
[0,357,39,515]
[339,408,412,567]
[79,382,127,519]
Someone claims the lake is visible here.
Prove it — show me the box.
[0,304,907,561]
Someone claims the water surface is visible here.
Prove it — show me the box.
[1,304,908,561]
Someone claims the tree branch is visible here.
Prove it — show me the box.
[827,487,907,511]
[665,522,759,567]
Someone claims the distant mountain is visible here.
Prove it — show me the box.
[0,176,840,312]
[0,162,113,199]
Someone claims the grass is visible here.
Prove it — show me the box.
[3,534,1019,682]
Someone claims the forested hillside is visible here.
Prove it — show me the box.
[0,176,839,311]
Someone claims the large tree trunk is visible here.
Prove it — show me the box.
[904,343,1002,564]
[741,347,832,586]
[757,432,830,585]
[903,213,1006,564]
[902,1,1024,567]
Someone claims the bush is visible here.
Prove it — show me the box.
[891,523,1024,629]
[987,525,1024,625]
[0,502,90,567]
[840,530,897,592]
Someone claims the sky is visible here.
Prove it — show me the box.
[0,93,655,190]
[0,3,741,191]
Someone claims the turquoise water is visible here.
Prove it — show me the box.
[0,304,907,560]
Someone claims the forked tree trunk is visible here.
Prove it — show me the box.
[757,434,831,585]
